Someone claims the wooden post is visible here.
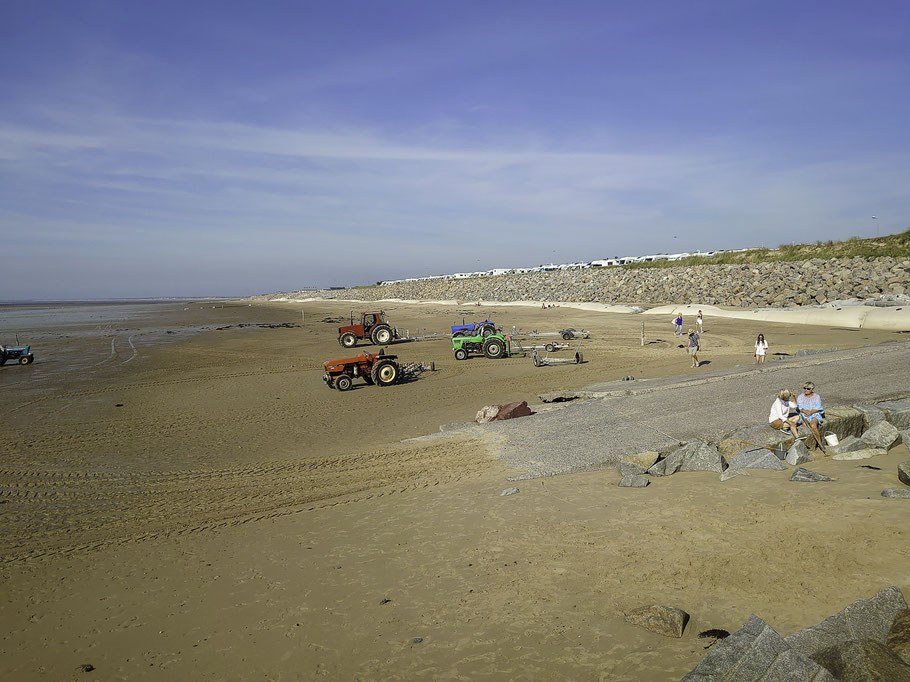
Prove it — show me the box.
[641,321,645,347]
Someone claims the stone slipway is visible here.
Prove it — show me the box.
[420,341,910,479]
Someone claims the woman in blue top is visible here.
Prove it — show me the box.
[797,381,826,454]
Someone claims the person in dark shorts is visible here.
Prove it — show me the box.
[687,329,700,367]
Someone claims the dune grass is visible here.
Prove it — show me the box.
[624,228,910,270]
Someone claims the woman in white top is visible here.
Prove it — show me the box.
[769,389,800,438]
[755,333,769,363]
[696,310,704,333]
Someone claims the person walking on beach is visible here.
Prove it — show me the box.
[755,333,769,363]
[696,310,704,334]
[769,389,800,440]
[687,328,700,367]
[673,312,683,335]
[797,381,826,454]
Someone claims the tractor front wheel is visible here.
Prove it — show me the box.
[371,360,399,386]
[335,375,353,391]
[340,332,357,348]
[372,326,393,345]
[483,339,504,359]
[19,355,33,365]
[454,348,468,361]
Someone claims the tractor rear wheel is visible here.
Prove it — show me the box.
[483,339,504,359]
[480,325,495,337]
[0,358,6,366]
[340,332,357,348]
[335,375,353,391]
[453,330,467,338]
[372,326,392,345]
[371,360,399,386]
[454,348,468,361]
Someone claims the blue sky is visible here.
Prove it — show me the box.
[1,1,908,298]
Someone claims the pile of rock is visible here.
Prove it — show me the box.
[264,256,910,308]
[616,397,910,496]
[683,587,910,680]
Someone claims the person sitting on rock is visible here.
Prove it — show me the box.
[797,381,826,454]
[769,389,800,440]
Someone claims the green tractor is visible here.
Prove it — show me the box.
[452,332,510,360]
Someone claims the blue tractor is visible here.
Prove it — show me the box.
[0,344,34,366]
[451,319,498,338]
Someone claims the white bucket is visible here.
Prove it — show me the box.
[824,434,839,447]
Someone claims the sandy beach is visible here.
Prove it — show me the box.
[1,299,909,680]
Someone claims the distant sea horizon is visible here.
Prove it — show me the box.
[0,297,236,307]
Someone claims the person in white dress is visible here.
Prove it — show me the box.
[755,333,769,363]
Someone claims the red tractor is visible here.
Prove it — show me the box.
[323,351,401,391]
[338,310,398,348]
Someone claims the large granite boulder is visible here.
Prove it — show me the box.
[860,421,901,451]
[791,468,833,482]
[889,609,910,665]
[784,586,909,658]
[876,398,910,430]
[647,441,725,476]
[899,461,910,487]
[828,435,865,456]
[618,474,649,488]
[882,488,910,498]
[821,406,866,441]
[855,404,888,430]
[673,440,727,473]
[833,447,888,461]
[787,440,812,466]
[475,405,500,423]
[620,451,659,476]
[729,447,788,471]
[811,639,910,681]
[493,400,532,421]
[902,430,910,449]
[682,614,834,681]
[624,604,689,638]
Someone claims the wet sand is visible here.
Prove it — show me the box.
[1,300,908,680]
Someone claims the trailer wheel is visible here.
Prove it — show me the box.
[372,326,392,345]
[372,360,399,386]
[533,354,542,367]
[335,375,353,391]
[483,339,504,359]
[562,332,572,340]
[340,332,357,348]
[544,343,555,352]
[454,348,468,361]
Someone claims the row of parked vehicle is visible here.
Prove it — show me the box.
[323,310,510,392]
[322,309,587,392]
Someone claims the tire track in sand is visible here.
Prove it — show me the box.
[0,438,491,564]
